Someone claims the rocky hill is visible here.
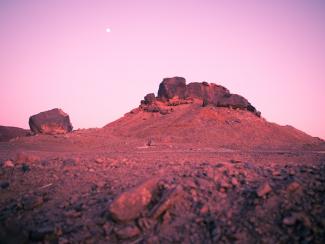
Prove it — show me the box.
[104,77,323,150]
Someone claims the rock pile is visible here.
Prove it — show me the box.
[140,77,261,116]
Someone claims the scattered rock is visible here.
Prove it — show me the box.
[114,224,141,240]
[64,210,82,218]
[29,108,73,135]
[21,163,30,173]
[29,225,55,241]
[143,93,156,104]
[22,195,44,210]
[2,160,14,168]
[16,152,40,164]
[63,158,79,167]
[150,185,182,219]
[256,182,272,197]
[287,181,301,192]
[108,178,159,222]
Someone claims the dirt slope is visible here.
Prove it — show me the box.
[104,101,323,150]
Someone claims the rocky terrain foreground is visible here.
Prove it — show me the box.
[0,77,324,243]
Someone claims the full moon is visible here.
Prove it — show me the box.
[106,28,111,33]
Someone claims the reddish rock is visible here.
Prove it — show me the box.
[0,126,29,142]
[287,181,301,192]
[256,182,272,197]
[158,77,187,100]
[29,108,73,135]
[150,185,182,219]
[108,178,158,222]
[114,224,140,240]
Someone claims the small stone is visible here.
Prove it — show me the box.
[287,181,300,192]
[22,195,44,210]
[29,226,55,241]
[0,180,10,189]
[256,182,272,197]
[63,158,78,167]
[64,210,82,218]
[114,225,140,240]
[3,160,14,168]
[231,177,239,186]
[102,222,113,236]
[283,216,297,226]
[95,158,104,164]
[108,178,158,222]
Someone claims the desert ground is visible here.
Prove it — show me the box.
[0,126,325,244]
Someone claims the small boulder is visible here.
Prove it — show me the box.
[143,93,156,104]
[108,178,158,223]
[114,224,141,240]
[256,182,272,197]
[29,108,73,135]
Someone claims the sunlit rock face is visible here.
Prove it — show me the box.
[29,108,73,135]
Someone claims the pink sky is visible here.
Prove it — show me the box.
[1,0,324,139]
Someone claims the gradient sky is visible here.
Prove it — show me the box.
[1,0,324,139]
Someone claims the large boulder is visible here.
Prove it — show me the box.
[186,82,230,104]
[29,108,73,135]
[0,126,30,142]
[158,77,187,100]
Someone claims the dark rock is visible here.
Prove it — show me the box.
[29,108,73,135]
[186,82,229,104]
[63,158,79,167]
[0,126,30,142]
[29,225,55,241]
[158,77,187,100]
[218,94,249,109]
[22,195,44,210]
[0,220,29,244]
[0,180,9,189]
[144,93,156,104]
[22,163,30,173]
[108,178,158,222]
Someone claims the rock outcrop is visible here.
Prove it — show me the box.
[0,126,30,142]
[140,77,260,116]
[29,108,73,135]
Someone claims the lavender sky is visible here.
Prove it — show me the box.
[1,0,324,139]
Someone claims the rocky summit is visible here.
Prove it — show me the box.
[140,77,260,116]
[0,77,324,243]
